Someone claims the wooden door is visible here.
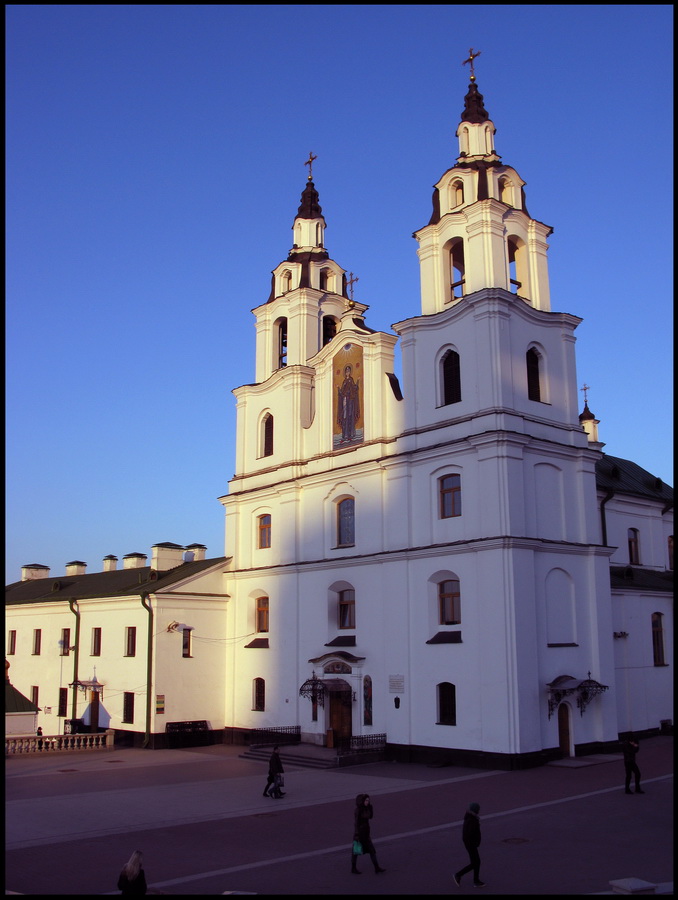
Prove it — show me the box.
[329,689,352,743]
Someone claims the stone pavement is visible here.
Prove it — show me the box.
[5,735,673,894]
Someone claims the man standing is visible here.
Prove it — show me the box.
[453,801,485,888]
[622,736,644,794]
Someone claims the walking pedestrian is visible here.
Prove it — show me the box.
[351,793,385,875]
[622,735,644,794]
[266,745,285,798]
[117,849,147,895]
[453,801,485,888]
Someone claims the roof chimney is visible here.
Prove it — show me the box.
[123,552,148,569]
[21,564,50,582]
[184,543,207,562]
[151,542,185,571]
[103,555,118,572]
[65,560,87,577]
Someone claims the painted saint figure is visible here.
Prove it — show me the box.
[337,365,360,443]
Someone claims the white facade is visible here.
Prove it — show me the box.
[217,76,672,764]
[5,76,672,763]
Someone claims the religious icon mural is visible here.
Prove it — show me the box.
[333,343,364,449]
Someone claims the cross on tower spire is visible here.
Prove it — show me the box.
[580,383,591,405]
[347,272,359,300]
[304,151,317,181]
[462,47,481,82]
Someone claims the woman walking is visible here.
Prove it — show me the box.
[117,849,147,895]
[351,793,385,875]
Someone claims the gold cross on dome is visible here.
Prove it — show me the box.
[347,272,359,300]
[580,383,591,404]
[462,47,481,81]
[305,151,317,181]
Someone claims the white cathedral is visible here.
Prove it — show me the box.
[6,73,673,767]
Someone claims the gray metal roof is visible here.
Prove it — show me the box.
[5,556,229,605]
[595,454,673,504]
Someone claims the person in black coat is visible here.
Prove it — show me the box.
[117,849,147,895]
[453,802,485,888]
[351,793,385,874]
[622,736,644,794]
[265,746,285,798]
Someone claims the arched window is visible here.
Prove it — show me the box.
[256,597,269,633]
[338,589,355,629]
[526,347,541,401]
[437,682,456,725]
[459,126,470,156]
[316,223,323,247]
[281,270,292,294]
[261,413,274,457]
[277,318,288,369]
[628,528,640,565]
[438,579,461,625]
[450,239,465,299]
[258,514,271,549]
[337,498,355,546]
[451,180,464,207]
[322,316,338,346]
[651,612,665,666]
[253,677,265,711]
[508,236,528,296]
[441,350,461,405]
[439,474,462,518]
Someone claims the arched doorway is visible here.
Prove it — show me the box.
[326,678,353,747]
[557,702,572,757]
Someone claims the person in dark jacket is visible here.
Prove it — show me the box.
[266,746,285,798]
[622,736,644,794]
[453,802,485,888]
[117,849,147,895]
[351,793,385,874]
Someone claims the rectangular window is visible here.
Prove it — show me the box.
[32,629,42,655]
[31,686,39,708]
[7,630,17,655]
[628,528,640,565]
[338,589,356,629]
[439,580,461,625]
[437,682,456,726]
[58,687,68,717]
[440,475,462,518]
[182,628,192,658]
[91,627,102,656]
[60,628,71,656]
[125,626,137,657]
[258,514,271,549]
[256,597,269,633]
[122,692,134,724]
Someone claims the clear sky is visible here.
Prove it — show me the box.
[6,5,673,582]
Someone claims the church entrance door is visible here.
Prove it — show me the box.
[327,680,352,747]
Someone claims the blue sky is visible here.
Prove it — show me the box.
[6,5,673,582]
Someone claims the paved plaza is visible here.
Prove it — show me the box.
[5,735,673,894]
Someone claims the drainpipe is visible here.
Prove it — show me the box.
[600,491,615,547]
[141,593,153,749]
[68,599,80,724]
